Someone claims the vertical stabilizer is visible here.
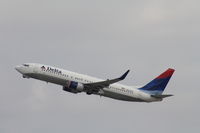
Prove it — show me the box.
[138,68,175,95]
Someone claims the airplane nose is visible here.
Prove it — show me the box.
[15,66,19,70]
[15,66,22,73]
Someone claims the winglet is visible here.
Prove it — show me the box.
[119,70,130,80]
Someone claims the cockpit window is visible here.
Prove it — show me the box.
[23,64,29,67]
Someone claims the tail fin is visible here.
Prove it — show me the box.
[138,68,175,95]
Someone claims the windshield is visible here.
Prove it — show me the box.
[23,64,29,67]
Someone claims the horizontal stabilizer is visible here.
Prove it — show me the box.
[151,94,173,98]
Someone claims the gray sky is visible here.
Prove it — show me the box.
[0,0,200,132]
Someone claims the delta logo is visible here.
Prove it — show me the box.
[41,66,62,74]
[41,66,46,70]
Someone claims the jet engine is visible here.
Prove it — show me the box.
[63,81,84,94]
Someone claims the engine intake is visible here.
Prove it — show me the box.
[63,81,84,94]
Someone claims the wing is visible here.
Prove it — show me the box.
[84,70,130,94]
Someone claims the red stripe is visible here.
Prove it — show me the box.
[156,68,175,79]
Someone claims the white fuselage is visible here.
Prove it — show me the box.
[15,63,162,102]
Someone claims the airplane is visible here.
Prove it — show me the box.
[15,63,175,102]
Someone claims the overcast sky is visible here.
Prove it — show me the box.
[0,0,200,133]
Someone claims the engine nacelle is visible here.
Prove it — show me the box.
[63,81,84,94]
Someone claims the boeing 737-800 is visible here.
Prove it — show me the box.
[15,63,175,102]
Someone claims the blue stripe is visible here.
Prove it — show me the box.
[138,77,172,95]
